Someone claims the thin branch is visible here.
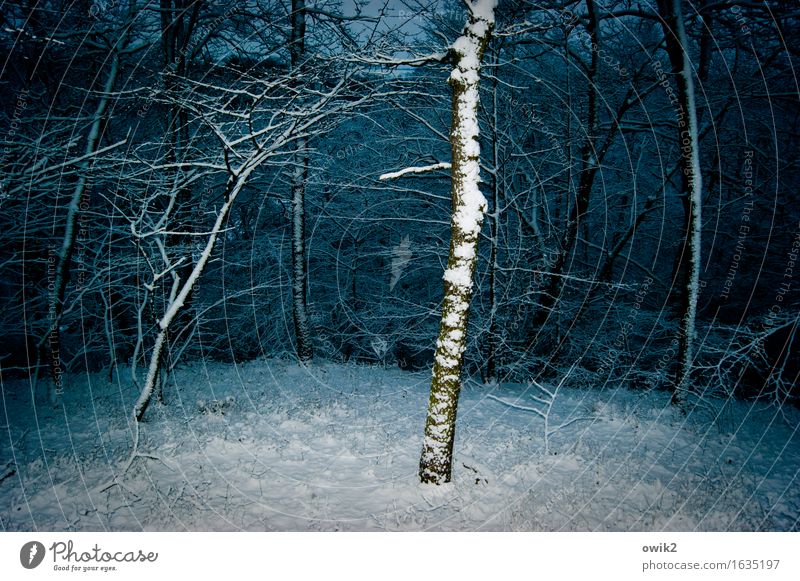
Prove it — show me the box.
[379,162,451,181]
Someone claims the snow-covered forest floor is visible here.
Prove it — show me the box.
[2,361,798,531]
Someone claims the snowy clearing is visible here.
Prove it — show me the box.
[1,361,798,531]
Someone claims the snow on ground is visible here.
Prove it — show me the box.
[1,360,798,531]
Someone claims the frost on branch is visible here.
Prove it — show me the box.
[419,0,496,485]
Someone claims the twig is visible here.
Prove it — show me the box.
[92,421,174,496]
[487,394,546,419]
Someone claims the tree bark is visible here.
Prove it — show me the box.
[656,0,703,404]
[419,0,495,484]
[290,0,313,361]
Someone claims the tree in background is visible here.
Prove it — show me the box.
[655,0,703,406]
[289,0,313,362]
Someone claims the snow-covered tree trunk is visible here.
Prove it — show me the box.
[290,0,313,361]
[419,0,495,485]
[657,0,703,405]
[133,171,252,421]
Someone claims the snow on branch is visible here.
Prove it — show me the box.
[466,0,498,22]
[379,162,451,181]
[346,52,448,67]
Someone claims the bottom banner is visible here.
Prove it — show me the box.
[1,533,797,580]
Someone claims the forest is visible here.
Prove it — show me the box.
[1,0,799,531]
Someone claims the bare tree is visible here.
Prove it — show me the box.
[131,51,377,421]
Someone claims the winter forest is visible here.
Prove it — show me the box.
[1,0,798,532]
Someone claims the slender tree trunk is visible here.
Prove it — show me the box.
[135,328,168,421]
[291,137,313,361]
[672,0,703,404]
[43,35,126,397]
[527,0,598,349]
[657,0,703,405]
[135,170,250,421]
[151,0,200,403]
[419,0,495,484]
[486,200,499,383]
[290,0,313,361]
[485,48,501,384]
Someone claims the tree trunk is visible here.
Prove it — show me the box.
[152,0,201,401]
[44,34,126,397]
[419,0,495,485]
[134,328,168,421]
[485,47,501,384]
[657,0,703,405]
[134,171,251,421]
[526,0,599,351]
[290,0,313,361]
[291,137,313,361]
